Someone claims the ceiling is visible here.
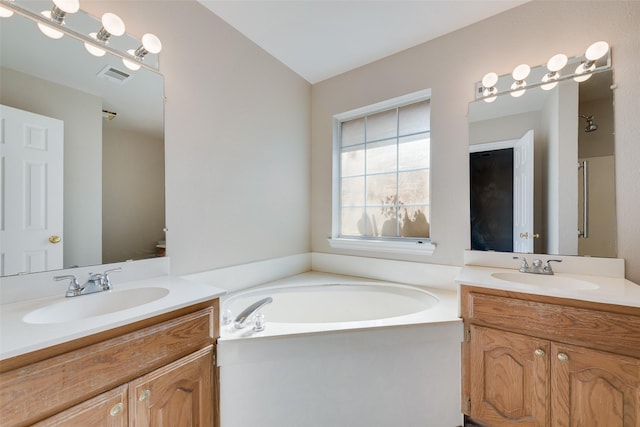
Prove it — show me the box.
[198,0,529,84]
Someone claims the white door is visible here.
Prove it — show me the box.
[0,104,64,276]
[513,130,534,253]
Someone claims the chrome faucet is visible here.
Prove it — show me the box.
[54,267,122,297]
[234,297,273,330]
[513,256,562,275]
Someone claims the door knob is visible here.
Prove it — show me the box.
[110,403,124,416]
[139,389,151,401]
[49,235,61,244]
[519,232,540,239]
[534,348,546,357]
[557,352,569,362]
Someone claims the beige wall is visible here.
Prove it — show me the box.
[0,68,103,268]
[84,1,639,282]
[83,1,312,276]
[311,1,640,282]
[102,126,165,263]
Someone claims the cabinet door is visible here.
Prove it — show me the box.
[33,385,128,427]
[130,346,213,427]
[551,343,640,427]
[469,325,549,426]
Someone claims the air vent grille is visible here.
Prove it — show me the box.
[97,65,132,84]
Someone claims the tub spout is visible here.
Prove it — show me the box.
[234,297,273,329]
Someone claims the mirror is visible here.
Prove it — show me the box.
[468,63,615,257]
[0,3,165,276]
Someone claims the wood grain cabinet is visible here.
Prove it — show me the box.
[460,285,640,427]
[0,299,219,427]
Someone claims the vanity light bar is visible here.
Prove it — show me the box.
[476,41,611,102]
[0,0,161,73]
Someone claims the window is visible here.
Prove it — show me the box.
[330,90,435,256]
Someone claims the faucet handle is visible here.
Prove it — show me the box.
[513,256,529,272]
[54,274,79,285]
[54,275,81,296]
[102,267,122,290]
[544,259,562,274]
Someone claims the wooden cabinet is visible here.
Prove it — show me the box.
[461,286,640,427]
[468,325,549,426]
[33,385,128,427]
[0,299,219,427]
[130,346,213,427]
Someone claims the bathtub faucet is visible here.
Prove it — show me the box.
[234,297,273,329]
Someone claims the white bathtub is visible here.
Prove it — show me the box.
[217,272,462,427]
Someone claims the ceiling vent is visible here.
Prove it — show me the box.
[97,65,132,84]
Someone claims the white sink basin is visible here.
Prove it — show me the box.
[491,272,599,291]
[23,287,170,324]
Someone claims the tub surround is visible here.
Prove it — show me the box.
[219,272,460,341]
[217,271,462,427]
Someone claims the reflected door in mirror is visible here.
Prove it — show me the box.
[470,148,514,252]
[0,105,63,275]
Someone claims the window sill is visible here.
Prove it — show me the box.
[328,238,436,257]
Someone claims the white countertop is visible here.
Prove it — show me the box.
[456,266,640,308]
[0,276,226,360]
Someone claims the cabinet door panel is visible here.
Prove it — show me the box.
[130,346,213,427]
[470,325,549,426]
[551,343,640,427]
[33,385,127,427]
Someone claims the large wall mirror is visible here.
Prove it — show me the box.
[468,53,615,257]
[0,1,165,276]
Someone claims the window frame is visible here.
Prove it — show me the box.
[329,89,436,257]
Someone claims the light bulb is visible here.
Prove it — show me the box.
[123,50,141,71]
[585,41,609,61]
[547,53,567,72]
[573,62,595,82]
[0,6,14,17]
[510,80,526,97]
[84,33,106,57]
[102,12,125,36]
[37,11,64,39]
[541,73,559,91]
[53,0,79,14]
[512,64,530,81]
[141,33,162,54]
[481,72,498,89]
[482,87,497,103]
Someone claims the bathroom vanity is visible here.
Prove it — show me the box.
[457,266,640,426]
[0,275,224,427]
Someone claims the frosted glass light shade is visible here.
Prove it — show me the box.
[547,53,568,72]
[37,11,64,39]
[142,33,162,54]
[585,41,609,61]
[84,33,106,56]
[123,49,142,71]
[483,87,497,103]
[102,13,125,36]
[482,72,498,88]
[573,63,594,82]
[0,6,14,17]
[512,64,530,81]
[541,73,559,91]
[53,0,79,14]
[510,80,526,97]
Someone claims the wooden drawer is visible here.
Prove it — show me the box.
[0,306,215,427]
[463,288,640,358]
